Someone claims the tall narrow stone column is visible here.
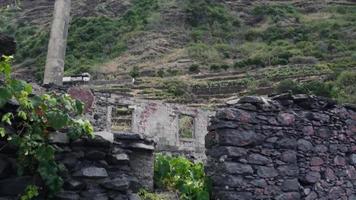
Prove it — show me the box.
[43,0,71,86]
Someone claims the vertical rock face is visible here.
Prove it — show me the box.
[43,0,71,86]
[0,33,16,56]
[206,94,356,200]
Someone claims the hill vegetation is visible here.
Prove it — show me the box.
[0,0,355,105]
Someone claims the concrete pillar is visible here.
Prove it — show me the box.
[43,0,71,86]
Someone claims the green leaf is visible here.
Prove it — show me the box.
[0,127,5,137]
[75,100,84,114]
[18,111,27,120]
[2,113,14,125]
[46,111,69,129]
[0,87,12,107]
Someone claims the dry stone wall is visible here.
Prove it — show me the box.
[0,130,155,200]
[206,94,356,200]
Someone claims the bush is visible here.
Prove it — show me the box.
[333,71,356,104]
[164,79,189,97]
[275,79,303,94]
[221,64,230,71]
[289,56,319,64]
[209,64,220,71]
[252,4,300,22]
[156,68,165,77]
[185,0,237,28]
[189,64,200,73]
[302,80,333,97]
[129,66,140,78]
[166,69,181,76]
[234,58,266,68]
[138,190,166,200]
[187,43,221,63]
[154,154,210,200]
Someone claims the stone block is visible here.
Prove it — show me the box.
[223,162,253,175]
[73,167,108,179]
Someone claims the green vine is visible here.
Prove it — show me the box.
[0,56,94,198]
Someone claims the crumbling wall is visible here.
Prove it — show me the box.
[93,92,213,160]
[206,94,356,200]
[0,131,155,200]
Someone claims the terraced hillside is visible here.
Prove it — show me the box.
[0,0,355,105]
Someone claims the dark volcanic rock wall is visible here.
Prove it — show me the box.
[0,33,16,56]
[206,94,356,200]
[0,131,155,200]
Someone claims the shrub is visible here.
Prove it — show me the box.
[154,154,210,200]
[302,80,333,97]
[333,71,356,104]
[164,79,189,97]
[129,66,140,78]
[156,68,165,77]
[209,64,220,71]
[289,56,319,64]
[189,64,200,73]
[166,69,181,76]
[275,79,303,94]
[187,43,221,63]
[252,4,300,22]
[138,189,166,200]
[221,64,230,71]
[234,58,266,68]
[185,0,237,28]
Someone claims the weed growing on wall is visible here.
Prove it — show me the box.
[154,154,210,200]
[0,56,94,198]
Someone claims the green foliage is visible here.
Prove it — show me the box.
[187,43,221,63]
[0,56,94,197]
[156,68,165,78]
[220,64,230,71]
[209,64,220,72]
[164,79,189,98]
[20,185,39,200]
[275,79,333,97]
[185,0,238,29]
[138,189,166,200]
[129,66,140,78]
[333,71,356,104]
[188,64,200,73]
[65,0,159,75]
[252,4,300,22]
[154,154,210,200]
[0,0,159,77]
[179,115,194,139]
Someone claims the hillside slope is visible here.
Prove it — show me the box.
[0,0,355,105]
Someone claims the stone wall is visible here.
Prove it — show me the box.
[0,131,155,200]
[0,33,16,56]
[206,94,356,200]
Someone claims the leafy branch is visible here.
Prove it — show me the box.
[0,56,94,198]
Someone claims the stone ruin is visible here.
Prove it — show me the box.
[1,78,356,200]
[73,89,213,160]
[206,94,356,200]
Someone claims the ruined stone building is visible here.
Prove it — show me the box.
[68,87,214,160]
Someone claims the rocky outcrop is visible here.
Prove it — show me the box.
[0,131,155,199]
[206,94,356,200]
[0,33,16,56]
